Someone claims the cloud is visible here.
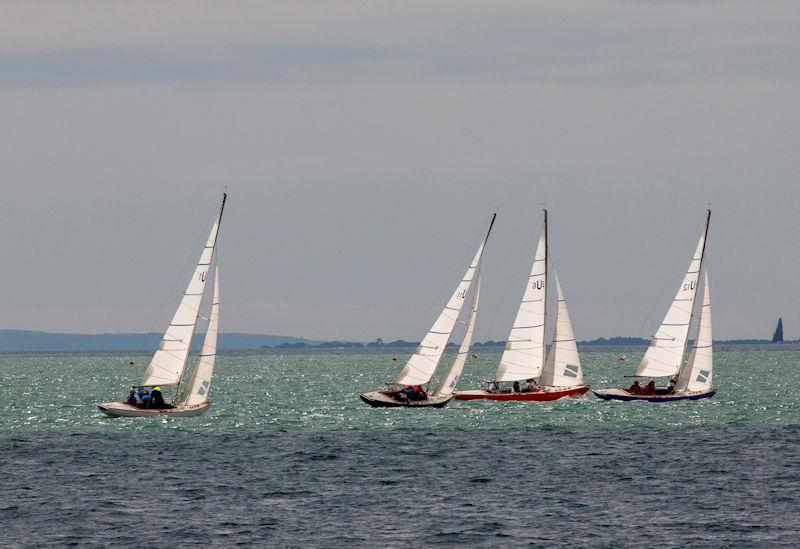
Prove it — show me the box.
[0,1,797,89]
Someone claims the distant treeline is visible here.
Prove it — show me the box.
[0,329,790,353]
[267,336,787,350]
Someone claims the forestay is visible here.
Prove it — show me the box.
[675,272,712,392]
[496,230,547,382]
[539,273,584,388]
[181,263,220,406]
[636,230,706,378]
[395,215,494,386]
[141,195,226,387]
[435,275,481,396]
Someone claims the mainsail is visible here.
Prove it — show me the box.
[434,275,481,397]
[181,263,220,406]
[140,194,226,387]
[539,273,584,388]
[496,219,547,382]
[395,214,495,386]
[675,271,712,392]
[636,213,709,378]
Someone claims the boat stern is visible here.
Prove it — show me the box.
[360,390,402,407]
[96,400,137,417]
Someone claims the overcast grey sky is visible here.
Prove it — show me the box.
[1,1,798,342]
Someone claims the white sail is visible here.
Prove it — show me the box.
[181,263,220,406]
[434,275,481,397]
[636,229,706,378]
[675,271,712,392]
[496,229,547,382]
[540,273,584,388]
[395,215,494,386]
[140,194,226,387]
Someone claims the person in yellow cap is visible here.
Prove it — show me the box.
[150,386,166,408]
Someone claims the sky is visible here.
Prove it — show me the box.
[1,0,798,342]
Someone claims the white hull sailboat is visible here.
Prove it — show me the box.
[455,210,589,402]
[96,400,212,417]
[594,210,715,402]
[98,195,226,418]
[360,214,494,408]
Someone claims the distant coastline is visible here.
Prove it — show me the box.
[0,330,316,353]
[0,330,792,353]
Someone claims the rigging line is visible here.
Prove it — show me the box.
[548,251,564,338]
[485,218,538,344]
[634,215,707,340]
[135,201,219,364]
[409,219,486,344]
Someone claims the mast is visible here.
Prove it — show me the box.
[674,210,711,381]
[495,212,548,382]
[636,210,710,378]
[675,270,713,391]
[140,193,227,388]
[542,209,548,381]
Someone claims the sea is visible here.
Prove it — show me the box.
[1,348,798,547]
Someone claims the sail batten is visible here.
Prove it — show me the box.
[394,215,495,386]
[140,194,226,387]
[496,227,547,382]
[181,263,220,406]
[675,271,712,392]
[540,272,584,387]
[435,276,481,396]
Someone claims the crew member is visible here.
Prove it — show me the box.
[150,386,166,408]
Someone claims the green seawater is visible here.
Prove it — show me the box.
[3,348,799,547]
[1,347,797,431]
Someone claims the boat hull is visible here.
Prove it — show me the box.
[359,390,453,408]
[592,388,716,402]
[96,401,211,417]
[453,385,589,401]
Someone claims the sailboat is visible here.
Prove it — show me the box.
[97,195,226,417]
[455,210,589,401]
[359,214,494,408]
[593,210,715,402]
[772,318,784,343]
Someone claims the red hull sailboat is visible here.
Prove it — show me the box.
[455,385,588,401]
[455,210,589,402]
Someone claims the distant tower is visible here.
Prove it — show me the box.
[772,318,784,343]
